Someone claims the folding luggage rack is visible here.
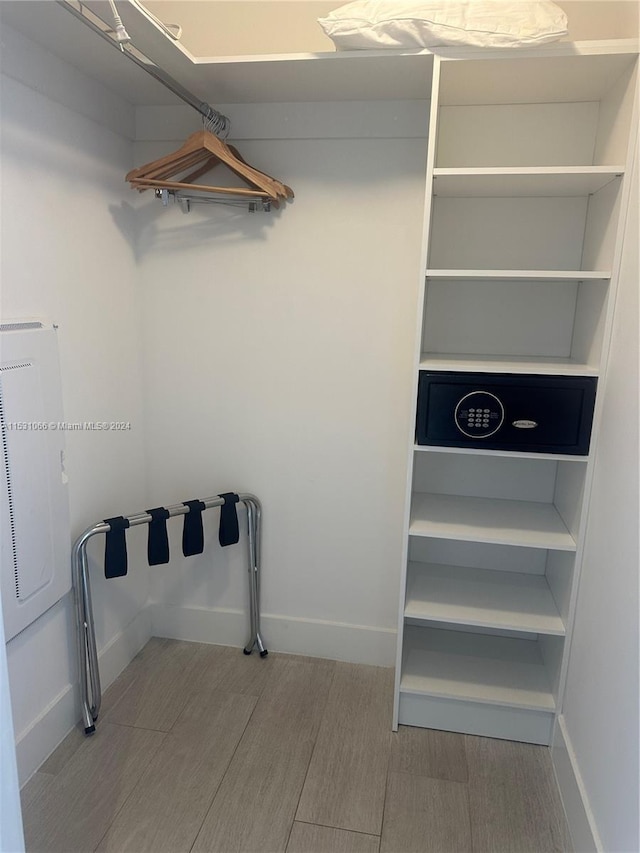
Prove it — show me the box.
[72,492,265,734]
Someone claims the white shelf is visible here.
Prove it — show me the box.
[410,493,576,551]
[432,167,624,198]
[400,627,555,711]
[419,353,599,376]
[425,269,611,281]
[405,563,565,635]
[414,444,588,463]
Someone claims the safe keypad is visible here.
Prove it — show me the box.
[454,391,504,438]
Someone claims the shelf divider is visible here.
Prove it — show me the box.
[400,626,556,711]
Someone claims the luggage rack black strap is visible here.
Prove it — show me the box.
[146,507,171,565]
[182,499,207,556]
[218,492,240,546]
[103,516,130,578]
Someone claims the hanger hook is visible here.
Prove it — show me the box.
[201,106,231,140]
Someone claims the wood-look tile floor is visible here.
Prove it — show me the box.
[21,639,573,853]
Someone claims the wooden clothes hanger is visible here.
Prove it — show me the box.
[126,130,294,207]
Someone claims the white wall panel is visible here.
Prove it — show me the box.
[437,103,599,167]
[0,328,71,641]
[429,197,588,270]
[556,134,639,853]
[423,279,578,357]
[136,101,430,141]
[136,123,427,638]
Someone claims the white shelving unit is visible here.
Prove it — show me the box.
[394,42,639,745]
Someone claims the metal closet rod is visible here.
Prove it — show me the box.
[56,0,229,129]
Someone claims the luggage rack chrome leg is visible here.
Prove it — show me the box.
[242,496,268,657]
[72,530,102,734]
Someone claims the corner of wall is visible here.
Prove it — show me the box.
[551,715,602,853]
[15,606,151,787]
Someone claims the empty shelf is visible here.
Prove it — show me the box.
[405,562,565,635]
[410,493,576,551]
[400,627,556,711]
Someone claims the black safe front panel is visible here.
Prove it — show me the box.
[416,372,597,455]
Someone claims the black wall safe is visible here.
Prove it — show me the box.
[416,371,597,455]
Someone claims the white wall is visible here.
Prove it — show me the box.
[136,102,428,664]
[553,136,639,851]
[1,29,150,784]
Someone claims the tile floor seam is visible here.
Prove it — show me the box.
[377,730,395,849]
[98,721,175,734]
[386,768,470,786]
[185,687,264,853]
[100,670,144,725]
[89,729,169,852]
[464,779,474,853]
[293,818,382,840]
[289,660,339,836]
[462,734,475,853]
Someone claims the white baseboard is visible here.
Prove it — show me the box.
[149,603,397,667]
[16,608,151,787]
[15,680,78,788]
[551,714,602,853]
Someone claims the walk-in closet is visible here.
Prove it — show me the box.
[1,2,638,851]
